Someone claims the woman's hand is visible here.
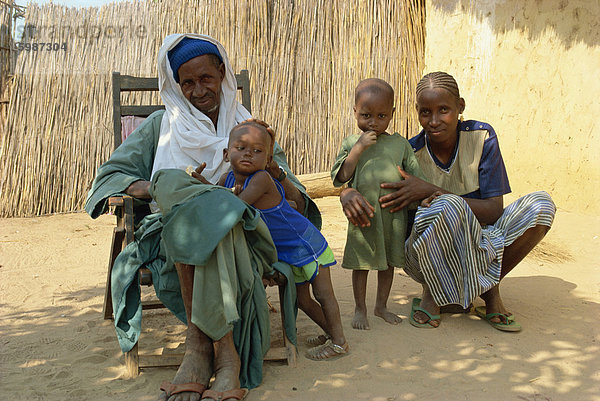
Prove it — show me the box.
[340,187,375,227]
[379,167,441,213]
[421,191,444,207]
[190,162,211,184]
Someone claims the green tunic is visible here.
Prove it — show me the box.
[331,133,423,270]
[85,110,320,389]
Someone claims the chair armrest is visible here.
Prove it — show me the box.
[108,195,129,207]
[108,195,135,245]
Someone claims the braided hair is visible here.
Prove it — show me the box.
[416,71,460,100]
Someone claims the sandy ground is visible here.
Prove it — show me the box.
[1,196,599,401]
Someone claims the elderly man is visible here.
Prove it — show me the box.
[86,34,320,401]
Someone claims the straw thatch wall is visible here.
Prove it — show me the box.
[0,0,16,132]
[0,0,425,217]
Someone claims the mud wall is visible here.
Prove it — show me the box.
[423,0,599,214]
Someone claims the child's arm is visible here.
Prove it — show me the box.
[235,170,279,208]
[335,131,378,183]
[217,172,228,187]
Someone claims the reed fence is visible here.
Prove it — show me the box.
[0,0,19,140]
[0,0,425,217]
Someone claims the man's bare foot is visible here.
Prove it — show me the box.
[158,324,213,401]
[202,332,242,401]
[352,307,370,330]
[158,349,213,401]
[374,307,402,325]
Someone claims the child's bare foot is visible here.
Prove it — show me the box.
[374,307,402,325]
[352,307,370,330]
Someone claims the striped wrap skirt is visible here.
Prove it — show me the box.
[403,191,556,308]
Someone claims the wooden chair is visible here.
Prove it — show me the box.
[105,70,297,377]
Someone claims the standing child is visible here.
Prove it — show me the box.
[219,119,349,360]
[331,78,424,330]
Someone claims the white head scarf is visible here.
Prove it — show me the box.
[151,33,252,183]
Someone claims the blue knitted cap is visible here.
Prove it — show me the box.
[168,37,223,83]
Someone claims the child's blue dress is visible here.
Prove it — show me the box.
[224,171,336,284]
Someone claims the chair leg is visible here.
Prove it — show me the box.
[125,342,140,377]
[104,227,125,320]
[278,284,297,367]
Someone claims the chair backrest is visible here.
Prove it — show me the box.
[111,70,252,150]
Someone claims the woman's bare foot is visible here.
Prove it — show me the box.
[412,288,440,328]
[480,285,512,324]
[202,332,241,401]
[352,307,370,330]
[374,306,402,325]
[158,325,213,401]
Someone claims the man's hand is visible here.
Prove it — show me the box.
[266,159,281,180]
[231,183,243,195]
[125,180,152,199]
[379,167,441,212]
[262,270,287,287]
[340,187,375,227]
[190,162,211,184]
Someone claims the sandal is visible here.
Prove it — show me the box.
[305,339,349,361]
[201,388,248,400]
[160,381,206,398]
[305,333,331,346]
[474,306,514,321]
[474,306,521,332]
[409,297,441,329]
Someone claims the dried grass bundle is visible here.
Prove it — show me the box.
[0,0,425,217]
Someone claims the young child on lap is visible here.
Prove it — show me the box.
[218,120,348,360]
[331,78,424,330]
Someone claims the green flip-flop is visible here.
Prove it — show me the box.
[474,306,521,332]
[409,297,441,329]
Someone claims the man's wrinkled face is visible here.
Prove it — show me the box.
[178,54,225,115]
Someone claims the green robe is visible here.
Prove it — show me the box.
[85,110,320,389]
[330,133,423,270]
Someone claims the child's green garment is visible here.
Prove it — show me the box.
[331,133,423,270]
